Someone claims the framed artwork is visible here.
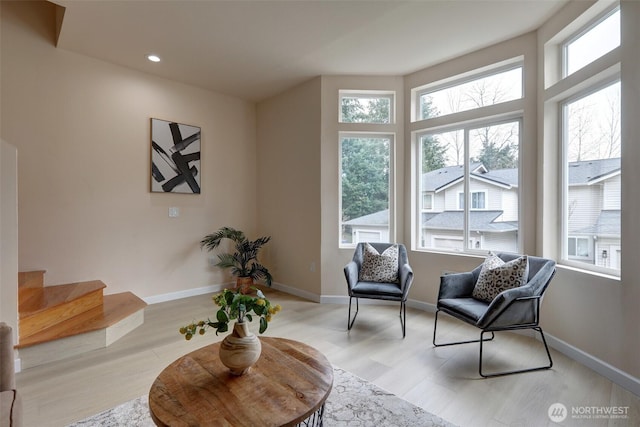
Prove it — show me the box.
[151,118,201,194]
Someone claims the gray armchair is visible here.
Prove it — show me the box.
[1,322,22,427]
[344,242,414,337]
[433,252,556,377]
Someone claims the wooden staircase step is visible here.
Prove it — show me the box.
[18,270,46,289]
[16,292,147,349]
[18,280,106,340]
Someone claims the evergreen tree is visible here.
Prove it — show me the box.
[341,137,390,221]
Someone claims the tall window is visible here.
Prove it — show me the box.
[417,120,520,253]
[555,3,621,275]
[340,134,392,246]
[562,81,621,272]
[414,61,522,254]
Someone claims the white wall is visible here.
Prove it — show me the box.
[256,78,322,297]
[1,1,258,299]
[0,140,19,338]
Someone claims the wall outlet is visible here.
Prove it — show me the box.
[168,207,179,218]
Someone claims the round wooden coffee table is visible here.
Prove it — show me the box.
[148,337,333,427]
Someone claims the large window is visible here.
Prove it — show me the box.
[413,59,523,254]
[554,3,621,275]
[416,64,522,120]
[562,80,621,272]
[417,120,520,253]
[340,134,392,246]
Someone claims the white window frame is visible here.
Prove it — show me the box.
[561,5,620,78]
[543,0,622,278]
[339,90,396,124]
[560,77,621,275]
[412,57,524,122]
[414,115,522,255]
[338,131,395,249]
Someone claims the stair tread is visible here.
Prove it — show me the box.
[18,270,46,289]
[16,292,147,349]
[19,280,107,317]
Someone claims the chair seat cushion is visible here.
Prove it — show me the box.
[438,297,489,324]
[359,243,399,283]
[472,253,529,302]
[352,281,402,298]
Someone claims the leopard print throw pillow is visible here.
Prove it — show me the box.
[359,243,399,283]
[472,253,529,302]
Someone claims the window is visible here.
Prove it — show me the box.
[422,193,433,210]
[416,65,522,120]
[562,80,620,272]
[563,7,620,77]
[340,91,394,124]
[458,191,486,210]
[340,133,392,246]
[417,119,520,253]
[568,237,591,258]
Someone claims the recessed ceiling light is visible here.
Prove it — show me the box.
[147,54,161,63]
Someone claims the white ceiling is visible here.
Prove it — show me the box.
[51,0,569,102]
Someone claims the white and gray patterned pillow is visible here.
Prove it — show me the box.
[472,253,529,302]
[359,243,399,283]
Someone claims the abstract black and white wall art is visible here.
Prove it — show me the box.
[151,118,201,194]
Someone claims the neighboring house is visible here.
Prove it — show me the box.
[346,158,621,268]
[419,163,519,252]
[343,209,390,243]
[566,158,621,269]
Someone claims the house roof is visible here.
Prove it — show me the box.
[421,163,516,192]
[572,210,621,237]
[343,209,389,226]
[421,210,518,233]
[420,157,620,193]
[568,158,620,185]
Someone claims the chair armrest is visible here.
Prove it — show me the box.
[399,263,414,298]
[437,272,476,300]
[477,285,537,329]
[344,261,359,293]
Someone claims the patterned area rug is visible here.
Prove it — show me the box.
[68,366,456,427]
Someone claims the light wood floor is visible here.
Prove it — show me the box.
[16,288,640,426]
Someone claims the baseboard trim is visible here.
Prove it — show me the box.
[143,283,229,305]
[544,333,640,396]
[272,282,321,303]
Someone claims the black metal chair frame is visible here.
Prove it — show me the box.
[433,293,554,378]
[348,294,407,338]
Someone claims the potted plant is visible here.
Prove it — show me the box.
[201,226,273,292]
[179,287,282,375]
[179,287,281,337]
